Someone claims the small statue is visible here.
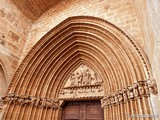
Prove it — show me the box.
[138,82,145,96]
[122,89,128,102]
[45,99,58,109]
[132,83,139,98]
[127,86,134,99]
[29,96,38,106]
[118,90,123,102]
[144,82,150,96]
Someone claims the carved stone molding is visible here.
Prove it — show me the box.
[1,93,59,109]
[101,80,157,108]
[58,65,104,100]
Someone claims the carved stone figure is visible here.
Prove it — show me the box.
[17,96,24,104]
[132,83,139,98]
[101,96,111,107]
[70,73,77,87]
[59,65,104,100]
[92,73,102,85]
[17,95,30,105]
[144,83,150,96]
[122,89,128,102]
[117,90,123,102]
[68,65,103,87]
[1,93,59,109]
[101,80,157,108]
[113,93,119,104]
[110,95,115,104]
[1,93,15,103]
[127,86,134,99]
[45,99,58,109]
[138,82,145,96]
[82,70,90,86]
[29,96,38,106]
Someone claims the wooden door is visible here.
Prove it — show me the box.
[62,101,103,120]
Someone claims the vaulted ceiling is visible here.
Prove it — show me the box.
[12,0,62,21]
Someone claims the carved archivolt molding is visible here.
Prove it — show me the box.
[58,65,104,100]
[1,93,59,109]
[101,80,158,108]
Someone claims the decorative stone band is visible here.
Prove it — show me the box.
[1,93,59,109]
[101,79,158,108]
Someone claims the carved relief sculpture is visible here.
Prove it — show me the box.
[58,65,104,100]
[101,80,158,108]
[1,93,59,109]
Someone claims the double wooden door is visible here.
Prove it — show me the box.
[62,101,103,120]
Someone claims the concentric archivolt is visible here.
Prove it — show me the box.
[3,16,152,120]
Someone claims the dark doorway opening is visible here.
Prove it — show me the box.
[62,101,104,120]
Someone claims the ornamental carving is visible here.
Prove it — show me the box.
[149,79,158,95]
[101,80,157,108]
[58,65,104,100]
[1,93,59,109]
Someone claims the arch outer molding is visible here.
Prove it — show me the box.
[0,51,13,87]
[2,16,156,120]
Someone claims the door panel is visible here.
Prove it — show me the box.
[62,101,103,120]
[63,102,81,120]
[85,102,103,120]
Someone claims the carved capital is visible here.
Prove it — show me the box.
[117,90,123,102]
[149,79,158,95]
[131,83,139,99]
[101,96,111,108]
[101,80,157,108]
[58,65,104,100]
[1,93,59,109]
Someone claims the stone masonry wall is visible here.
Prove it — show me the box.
[23,0,144,60]
[0,0,31,72]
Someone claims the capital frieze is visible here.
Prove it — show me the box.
[101,80,158,108]
[1,93,59,109]
[149,79,158,95]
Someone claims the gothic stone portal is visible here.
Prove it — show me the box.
[58,65,104,101]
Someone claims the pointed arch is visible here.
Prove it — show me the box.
[4,16,152,120]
